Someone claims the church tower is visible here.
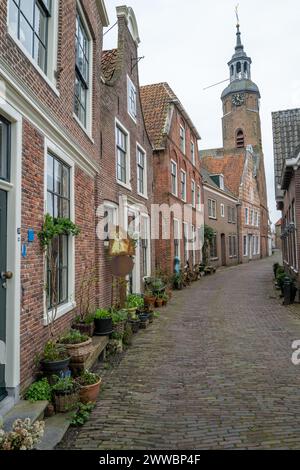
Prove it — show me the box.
[221,22,262,152]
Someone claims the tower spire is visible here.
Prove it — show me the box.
[235,5,243,50]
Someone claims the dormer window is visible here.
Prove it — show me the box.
[219,175,224,190]
[236,129,245,148]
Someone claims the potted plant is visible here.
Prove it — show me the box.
[76,370,101,404]
[161,292,169,306]
[128,311,140,334]
[155,293,164,308]
[72,265,97,336]
[59,329,92,364]
[273,262,280,279]
[0,418,45,450]
[111,310,127,335]
[94,309,113,336]
[125,294,144,317]
[144,288,156,310]
[40,341,70,379]
[52,376,79,413]
[139,312,150,329]
[172,272,183,290]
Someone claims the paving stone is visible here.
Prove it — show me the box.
[60,254,300,450]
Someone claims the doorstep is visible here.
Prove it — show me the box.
[37,412,73,450]
[2,400,48,432]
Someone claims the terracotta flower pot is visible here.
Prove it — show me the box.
[144,295,156,310]
[60,338,92,364]
[79,378,102,404]
[155,298,163,308]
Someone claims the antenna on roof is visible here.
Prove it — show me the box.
[203,78,229,91]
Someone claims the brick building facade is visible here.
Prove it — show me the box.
[98,6,154,306]
[140,83,203,276]
[272,108,300,290]
[201,168,239,267]
[200,22,269,263]
[0,0,109,412]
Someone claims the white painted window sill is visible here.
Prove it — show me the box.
[73,114,94,143]
[43,300,76,326]
[137,191,148,200]
[117,180,132,191]
[0,180,13,191]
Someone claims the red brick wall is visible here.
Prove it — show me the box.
[98,15,154,306]
[153,107,203,275]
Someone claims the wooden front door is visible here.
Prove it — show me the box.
[221,234,226,266]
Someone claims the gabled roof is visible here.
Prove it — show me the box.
[275,218,282,226]
[200,167,237,200]
[201,154,245,197]
[101,49,118,82]
[140,82,200,150]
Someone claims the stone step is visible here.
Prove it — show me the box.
[3,400,48,432]
[37,412,72,450]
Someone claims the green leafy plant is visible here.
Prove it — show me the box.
[125,294,144,309]
[38,214,80,338]
[70,402,95,427]
[111,310,127,325]
[76,370,100,387]
[25,378,52,402]
[52,376,77,394]
[42,341,69,362]
[59,329,89,345]
[111,332,123,341]
[94,309,111,320]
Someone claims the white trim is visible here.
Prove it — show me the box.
[191,179,196,208]
[220,203,225,218]
[141,213,151,278]
[43,138,76,325]
[208,198,217,219]
[180,169,187,202]
[203,185,238,203]
[115,118,131,189]
[7,0,60,95]
[73,113,94,143]
[180,124,186,154]
[136,142,147,199]
[75,0,94,136]
[127,75,137,123]
[0,102,22,393]
[170,159,178,197]
[173,217,181,260]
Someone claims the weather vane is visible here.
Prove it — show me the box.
[235,4,240,26]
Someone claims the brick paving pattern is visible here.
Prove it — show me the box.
[62,255,300,449]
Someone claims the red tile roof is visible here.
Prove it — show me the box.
[101,49,118,82]
[201,154,245,197]
[140,82,200,149]
[275,218,282,226]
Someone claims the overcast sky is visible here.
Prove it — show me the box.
[103,0,300,225]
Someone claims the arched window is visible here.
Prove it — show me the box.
[236,129,245,148]
[230,65,234,76]
[236,62,241,73]
[244,62,248,73]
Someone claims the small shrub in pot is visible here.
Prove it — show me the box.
[94,309,113,336]
[76,370,101,404]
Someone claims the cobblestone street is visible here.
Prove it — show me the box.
[62,255,300,450]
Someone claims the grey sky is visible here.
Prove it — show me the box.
[104,0,300,225]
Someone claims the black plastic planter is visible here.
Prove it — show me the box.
[283,277,297,305]
[40,357,70,383]
[94,318,113,336]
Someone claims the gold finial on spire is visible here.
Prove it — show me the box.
[235,3,240,26]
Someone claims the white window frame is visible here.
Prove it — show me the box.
[208,198,217,219]
[141,214,151,278]
[180,169,187,202]
[136,143,147,199]
[73,1,94,136]
[115,118,131,190]
[191,179,196,208]
[171,159,178,196]
[219,175,224,190]
[221,203,225,218]
[191,140,195,165]
[7,0,60,95]
[197,185,201,208]
[127,75,137,122]
[243,235,248,257]
[180,125,186,154]
[43,138,76,325]
[245,207,249,225]
[192,224,196,265]
[173,217,181,260]
[183,222,189,262]
[103,200,118,240]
